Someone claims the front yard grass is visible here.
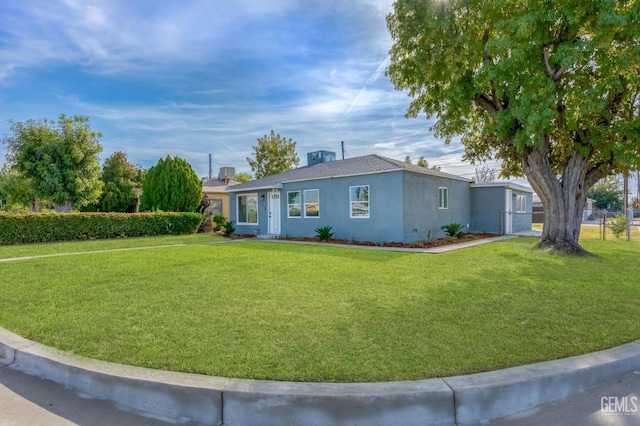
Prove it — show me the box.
[1,237,638,382]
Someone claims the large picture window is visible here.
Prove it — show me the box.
[304,189,319,217]
[516,195,526,213]
[287,191,301,218]
[237,193,258,224]
[350,185,369,218]
[439,187,448,209]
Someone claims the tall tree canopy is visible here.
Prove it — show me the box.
[2,114,103,212]
[140,155,201,212]
[98,151,142,212]
[387,0,640,254]
[247,131,300,179]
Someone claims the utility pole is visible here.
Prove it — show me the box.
[208,154,212,179]
[341,141,345,160]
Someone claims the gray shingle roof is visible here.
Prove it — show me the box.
[226,154,471,192]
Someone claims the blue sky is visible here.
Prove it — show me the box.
[0,0,499,179]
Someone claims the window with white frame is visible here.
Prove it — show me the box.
[287,191,301,218]
[516,195,526,213]
[304,189,319,217]
[350,185,369,218]
[237,193,258,224]
[438,187,448,209]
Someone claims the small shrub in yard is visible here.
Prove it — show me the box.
[607,214,627,238]
[213,214,227,231]
[223,221,235,234]
[315,226,334,241]
[442,223,464,238]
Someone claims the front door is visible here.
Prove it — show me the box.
[268,191,281,235]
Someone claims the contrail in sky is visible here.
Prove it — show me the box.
[333,54,391,131]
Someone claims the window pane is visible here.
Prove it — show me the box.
[238,196,247,222]
[288,191,300,205]
[247,195,258,223]
[350,186,368,202]
[304,190,319,217]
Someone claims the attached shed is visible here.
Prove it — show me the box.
[470,183,534,234]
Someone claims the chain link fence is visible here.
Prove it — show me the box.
[533,209,640,241]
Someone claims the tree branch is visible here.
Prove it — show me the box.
[473,94,498,114]
[543,46,566,82]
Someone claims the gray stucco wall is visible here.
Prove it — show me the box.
[402,173,471,241]
[470,187,504,234]
[511,191,533,233]
[280,172,405,242]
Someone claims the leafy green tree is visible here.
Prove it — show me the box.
[93,151,141,212]
[234,172,252,183]
[387,0,640,254]
[140,155,202,212]
[247,131,300,179]
[587,177,623,211]
[0,165,42,212]
[2,114,103,212]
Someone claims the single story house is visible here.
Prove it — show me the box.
[226,152,533,242]
[202,167,237,219]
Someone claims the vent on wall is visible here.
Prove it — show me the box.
[307,151,336,166]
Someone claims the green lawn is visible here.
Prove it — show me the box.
[0,233,225,259]
[1,237,638,382]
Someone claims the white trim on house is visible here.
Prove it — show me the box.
[471,182,534,193]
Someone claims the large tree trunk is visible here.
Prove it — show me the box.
[521,135,597,256]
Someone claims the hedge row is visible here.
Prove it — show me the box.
[0,212,203,245]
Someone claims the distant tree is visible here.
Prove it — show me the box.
[97,151,141,212]
[404,155,441,171]
[631,197,640,209]
[0,165,42,212]
[473,166,499,183]
[234,172,252,183]
[140,156,202,212]
[387,0,640,255]
[247,131,300,179]
[2,114,103,212]
[587,177,623,211]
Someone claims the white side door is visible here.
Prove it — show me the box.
[505,189,513,234]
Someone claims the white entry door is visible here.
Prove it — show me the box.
[268,191,281,235]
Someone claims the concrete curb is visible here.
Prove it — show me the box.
[1,327,639,425]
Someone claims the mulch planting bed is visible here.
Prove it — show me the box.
[276,233,499,249]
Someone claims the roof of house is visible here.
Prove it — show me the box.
[470,182,534,193]
[202,177,237,193]
[226,154,471,193]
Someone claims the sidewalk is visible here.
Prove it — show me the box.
[0,365,174,425]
